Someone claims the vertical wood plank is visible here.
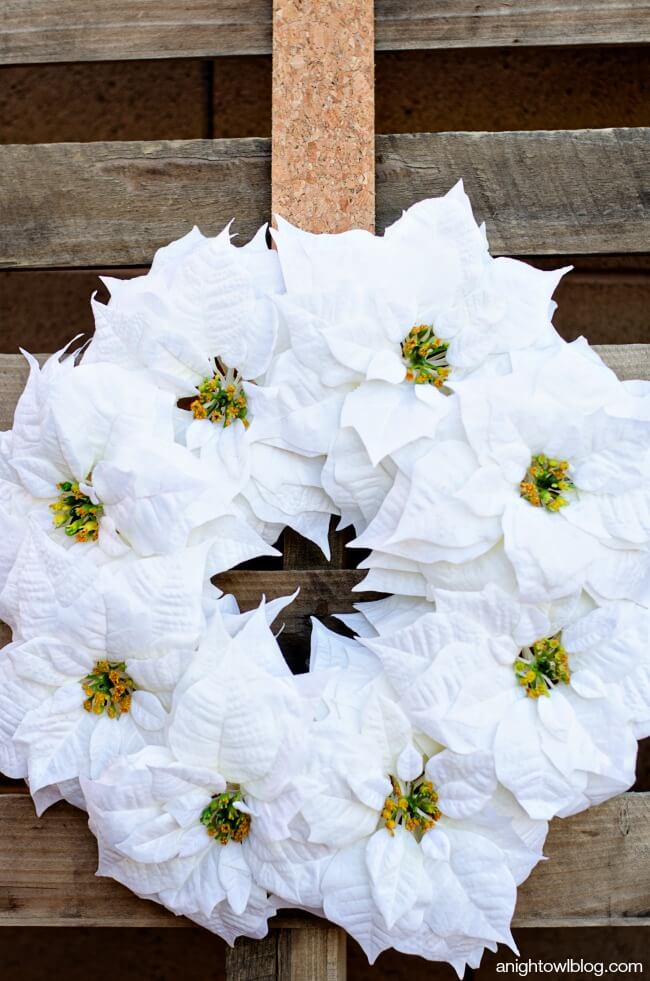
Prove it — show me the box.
[271,0,375,233]
[226,933,278,981]
[277,925,347,980]
[226,925,347,981]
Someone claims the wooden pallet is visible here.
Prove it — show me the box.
[1,2,650,980]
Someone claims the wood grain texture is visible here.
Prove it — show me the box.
[272,0,374,233]
[0,793,647,927]
[226,934,278,981]
[2,129,649,268]
[226,926,346,981]
[375,1,650,51]
[2,1,648,64]
[0,140,271,269]
[0,1,273,64]
[375,129,650,256]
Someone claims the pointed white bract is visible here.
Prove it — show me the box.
[1,187,648,967]
[363,585,650,819]
[0,349,277,578]
[294,629,545,973]
[353,342,650,607]
[83,599,310,943]
[0,524,214,811]
[85,224,336,554]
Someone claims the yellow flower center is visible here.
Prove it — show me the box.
[381,772,441,839]
[520,454,574,512]
[514,634,571,698]
[81,660,135,718]
[200,787,251,845]
[50,480,103,542]
[190,363,249,428]
[401,324,450,389]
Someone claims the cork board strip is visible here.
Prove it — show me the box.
[272,0,375,233]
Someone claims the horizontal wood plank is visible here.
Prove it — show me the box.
[375,129,650,257]
[375,1,650,51]
[2,130,648,268]
[0,793,647,927]
[0,140,272,269]
[2,2,649,64]
[0,1,273,63]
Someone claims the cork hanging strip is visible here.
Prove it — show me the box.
[227,3,375,978]
[272,0,375,234]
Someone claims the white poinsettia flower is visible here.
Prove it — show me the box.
[82,598,311,943]
[0,351,276,575]
[334,594,436,639]
[85,226,336,553]
[354,342,650,604]
[273,182,567,464]
[321,426,395,534]
[285,636,545,971]
[0,524,216,812]
[363,583,648,820]
[87,224,283,388]
[177,370,336,554]
[356,541,518,601]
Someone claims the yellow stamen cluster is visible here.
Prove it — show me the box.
[515,634,571,698]
[401,324,451,388]
[520,455,574,512]
[50,481,103,542]
[191,370,249,428]
[200,788,251,845]
[81,661,135,718]
[381,775,441,839]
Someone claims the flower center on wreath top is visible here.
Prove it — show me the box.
[401,324,450,389]
[50,480,103,542]
[81,661,135,718]
[514,634,571,698]
[191,361,249,429]
[381,772,441,839]
[200,787,251,845]
[519,454,574,512]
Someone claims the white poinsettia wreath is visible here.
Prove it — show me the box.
[1,182,649,971]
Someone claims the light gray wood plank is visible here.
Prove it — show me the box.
[375,129,650,256]
[2,1,649,64]
[376,1,650,51]
[0,140,271,269]
[2,130,649,268]
[0,793,647,926]
[0,0,272,63]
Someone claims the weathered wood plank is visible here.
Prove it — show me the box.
[2,130,649,268]
[226,926,347,981]
[0,793,647,927]
[0,1,273,63]
[375,1,650,51]
[593,344,650,381]
[2,1,649,64]
[277,924,347,981]
[226,933,279,981]
[0,140,271,269]
[375,129,650,257]
[516,793,650,927]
